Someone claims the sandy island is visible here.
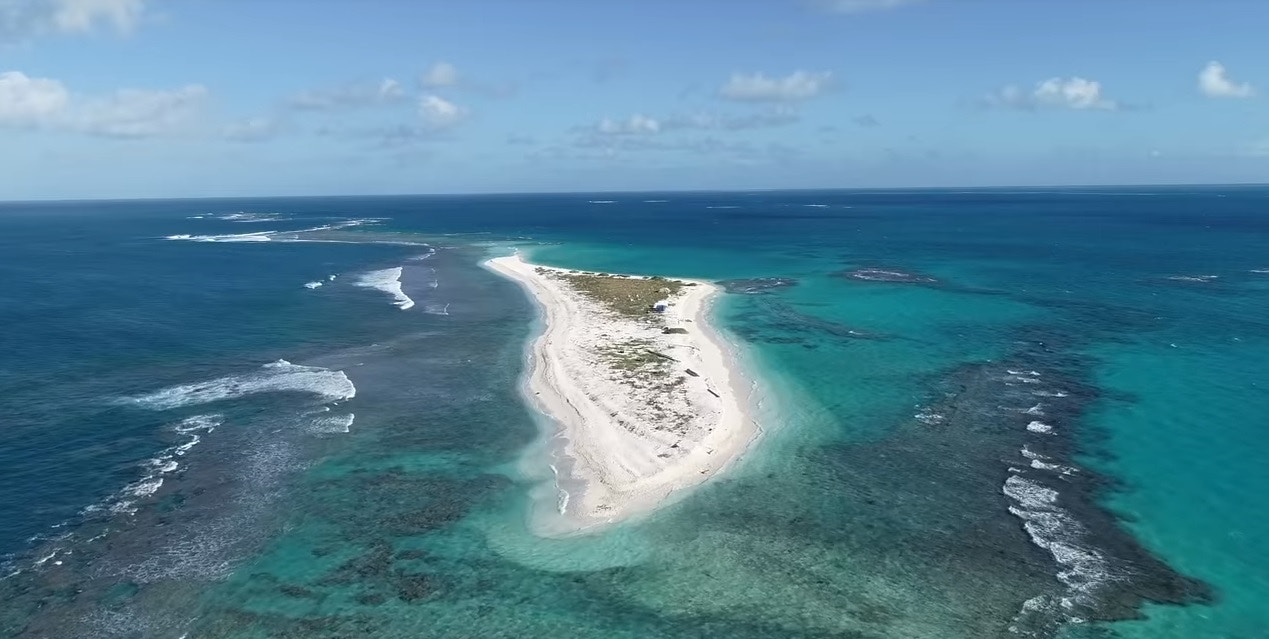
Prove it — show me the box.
[485,254,759,535]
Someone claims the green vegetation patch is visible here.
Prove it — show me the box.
[596,338,667,372]
[539,268,684,317]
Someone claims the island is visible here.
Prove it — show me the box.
[485,254,759,535]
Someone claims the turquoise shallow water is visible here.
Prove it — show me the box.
[1,188,1265,637]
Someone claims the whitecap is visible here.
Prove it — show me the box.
[914,411,944,425]
[1024,404,1045,416]
[304,281,323,289]
[1032,390,1069,398]
[355,267,415,310]
[174,414,222,433]
[1027,421,1053,434]
[124,361,355,410]
[588,200,616,204]
[1031,459,1076,475]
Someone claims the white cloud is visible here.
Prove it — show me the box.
[597,113,660,135]
[815,0,924,13]
[0,69,208,137]
[1199,61,1254,99]
[378,78,404,101]
[418,94,466,129]
[588,108,800,137]
[420,61,459,88]
[1,0,148,42]
[0,70,69,126]
[288,78,407,111]
[719,71,833,102]
[72,84,208,137]
[986,77,1119,111]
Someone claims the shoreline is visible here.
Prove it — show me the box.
[484,253,761,535]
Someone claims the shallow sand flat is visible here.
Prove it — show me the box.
[485,254,760,535]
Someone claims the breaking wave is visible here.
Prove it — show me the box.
[355,267,415,310]
[122,360,356,410]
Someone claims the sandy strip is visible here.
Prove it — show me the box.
[485,254,760,535]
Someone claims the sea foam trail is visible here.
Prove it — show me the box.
[123,360,356,410]
[355,267,415,310]
[163,219,378,243]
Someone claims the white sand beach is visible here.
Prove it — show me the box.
[485,254,759,535]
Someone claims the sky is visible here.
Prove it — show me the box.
[1,0,1266,199]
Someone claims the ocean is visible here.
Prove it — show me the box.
[0,188,1265,638]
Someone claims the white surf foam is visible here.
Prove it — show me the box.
[1024,404,1045,416]
[164,220,372,244]
[125,361,356,410]
[588,200,616,204]
[1004,471,1112,627]
[174,414,222,433]
[355,267,415,310]
[166,230,275,242]
[87,414,225,517]
[304,281,323,289]
[1027,421,1053,434]
[310,413,355,434]
[1032,390,1069,398]
[914,410,944,425]
[218,212,284,223]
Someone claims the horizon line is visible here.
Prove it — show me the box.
[2,181,1267,205]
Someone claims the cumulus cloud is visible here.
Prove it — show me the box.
[420,61,459,88]
[1,0,148,42]
[0,70,69,126]
[719,71,833,102]
[418,94,466,129]
[985,77,1119,111]
[814,0,925,13]
[288,78,406,111]
[1199,61,1254,99]
[418,61,516,99]
[0,69,208,137]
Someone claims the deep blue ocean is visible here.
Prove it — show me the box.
[1,188,1265,638]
